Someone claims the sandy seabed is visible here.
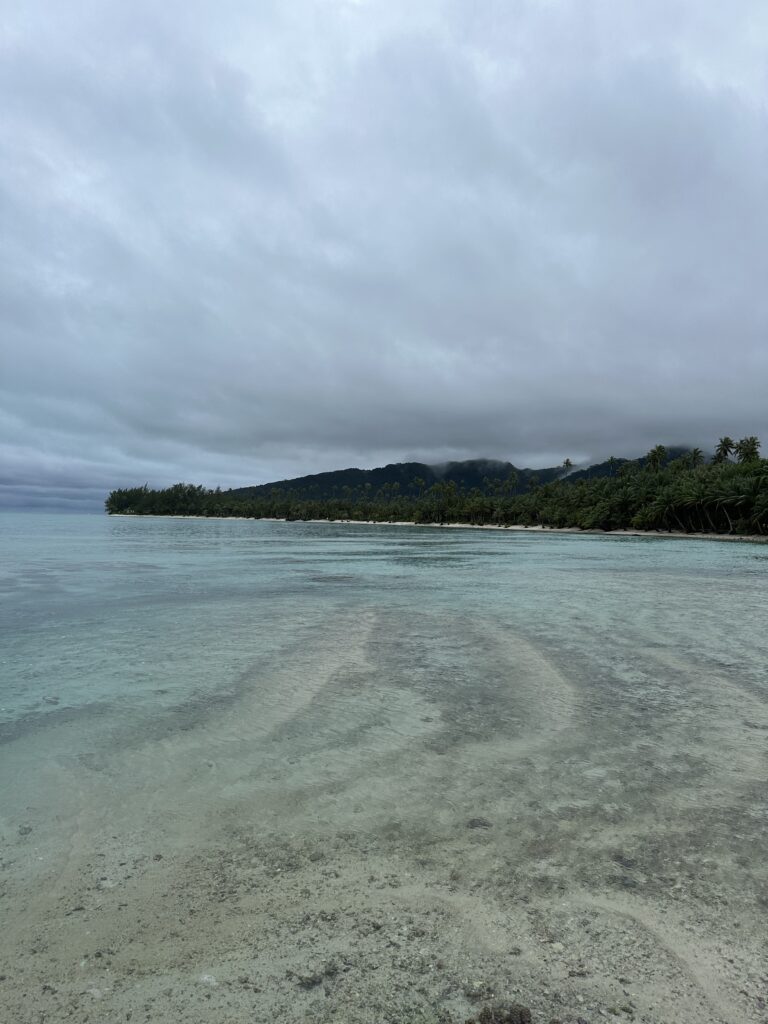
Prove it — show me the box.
[3,590,768,1024]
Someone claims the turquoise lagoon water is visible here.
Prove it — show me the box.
[3,513,766,728]
[1,513,767,1023]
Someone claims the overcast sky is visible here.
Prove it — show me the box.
[3,1,768,509]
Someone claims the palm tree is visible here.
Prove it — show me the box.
[646,486,686,532]
[714,487,736,533]
[679,477,716,531]
[502,471,519,496]
[750,491,768,534]
[713,437,735,464]
[735,436,761,463]
[645,445,667,471]
[733,471,768,528]
[690,448,704,468]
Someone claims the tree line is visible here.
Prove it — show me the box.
[105,437,768,535]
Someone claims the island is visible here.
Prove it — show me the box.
[106,438,767,537]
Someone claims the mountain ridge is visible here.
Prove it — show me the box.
[226,450,692,501]
[229,457,593,501]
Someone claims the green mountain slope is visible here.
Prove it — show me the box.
[229,459,543,501]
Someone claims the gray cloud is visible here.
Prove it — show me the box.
[2,0,768,509]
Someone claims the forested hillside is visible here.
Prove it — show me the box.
[228,458,564,502]
[106,439,768,535]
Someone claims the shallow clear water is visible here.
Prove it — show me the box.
[1,513,767,1023]
[3,513,766,728]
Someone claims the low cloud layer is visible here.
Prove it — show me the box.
[3,1,768,509]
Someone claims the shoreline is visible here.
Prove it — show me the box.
[109,514,767,543]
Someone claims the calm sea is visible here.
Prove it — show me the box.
[2,513,766,733]
[1,513,767,1023]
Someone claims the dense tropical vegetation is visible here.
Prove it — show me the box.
[105,438,768,535]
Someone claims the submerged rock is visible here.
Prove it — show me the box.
[293,959,339,989]
[466,817,493,829]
